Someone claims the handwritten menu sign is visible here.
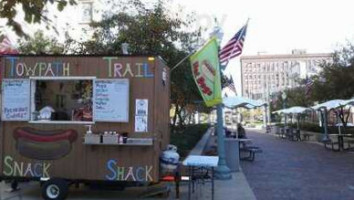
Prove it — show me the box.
[2,79,30,121]
[94,79,129,122]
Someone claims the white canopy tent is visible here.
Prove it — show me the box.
[311,99,354,111]
[222,96,267,126]
[223,96,266,109]
[273,106,310,130]
[310,98,354,140]
[283,106,309,114]
[273,106,309,114]
[272,108,287,115]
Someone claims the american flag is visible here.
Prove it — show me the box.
[219,22,248,64]
[305,77,314,98]
[224,76,237,95]
[272,97,277,107]
[0,36,18,54]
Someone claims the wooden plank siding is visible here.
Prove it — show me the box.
[0,55,169,182]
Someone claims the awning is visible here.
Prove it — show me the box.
[283,106,309,114]
[223,96,267,109]
[311,99,354,110]
[272,106,309,114]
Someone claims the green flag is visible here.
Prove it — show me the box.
[190,37,222,107]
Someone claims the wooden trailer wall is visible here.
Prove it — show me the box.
[0,55,170,182]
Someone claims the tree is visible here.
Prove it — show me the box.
[270,87,311,112]
[65,0,205,128]
[0,0,76,37]
[306,43,354,102]
[272,43,354,128]
[17,30,65,54]
[310,43,354,129]
[272,43,354,110]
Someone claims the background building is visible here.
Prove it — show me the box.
[240,50,332,100]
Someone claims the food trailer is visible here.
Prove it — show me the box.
[0,55,170,199]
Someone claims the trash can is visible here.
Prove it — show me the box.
[224,138,240,172]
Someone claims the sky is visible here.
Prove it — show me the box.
[170,0,354,95]
[2,0,354,95]
[174,0,354,55]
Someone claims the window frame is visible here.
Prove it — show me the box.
[29,76,96,125]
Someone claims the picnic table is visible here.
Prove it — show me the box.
[238,138,262,161]
[327,134,354,151]
[182,155,218,200]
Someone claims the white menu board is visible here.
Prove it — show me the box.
[94,79,129,122]
[2,79,31,121]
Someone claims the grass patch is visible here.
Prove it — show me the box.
[170,124,209,158]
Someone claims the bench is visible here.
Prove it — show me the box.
[240,146,262,161]
[266,125,272,134]
[346,138,354,149]
[323,138,339,151]
[288,129,302,141]
[274,127,281,137]
[275,127,285,138]
[302,132,314,141]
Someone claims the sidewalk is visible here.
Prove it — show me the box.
[242,129,354,200]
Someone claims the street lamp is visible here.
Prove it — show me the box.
[281,91,287,127]
[321,108,330,142]
[210,22,231,180]
[121,43,129,55]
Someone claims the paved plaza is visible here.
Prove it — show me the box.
[241,129,354,200]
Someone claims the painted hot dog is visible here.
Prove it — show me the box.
[13,127,78,160]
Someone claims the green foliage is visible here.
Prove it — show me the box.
[271,87,312,112]
[298,123,323,133]
[271,43,354,112]
[65,0,205,127]
[307,43,354,102]
[68,0,201,96]
[170,124,209,158]
[0,0,76,37]
[17,31,65,54]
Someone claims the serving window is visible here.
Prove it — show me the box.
[2,77,129,124]
[30,77,95,124]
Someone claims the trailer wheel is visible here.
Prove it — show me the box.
[41,179,69,200]
[11,180,19,191]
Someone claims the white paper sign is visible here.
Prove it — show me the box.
[135,116,148,132]
[94,79,129,122]
[135,99,148,116]
[135,99,148,132]
[2,79,31,121]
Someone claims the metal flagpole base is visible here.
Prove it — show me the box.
[215,104,232,180]
[214,164,232,180]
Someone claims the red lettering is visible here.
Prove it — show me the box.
[197,77,203,84]
[193,62,200,76]
[196,75,213,96]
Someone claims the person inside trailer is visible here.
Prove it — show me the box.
[33,80,93,122]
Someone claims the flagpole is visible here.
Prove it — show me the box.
[210,23,232,180]
[170,50,197,72]
[214,19,250,179]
